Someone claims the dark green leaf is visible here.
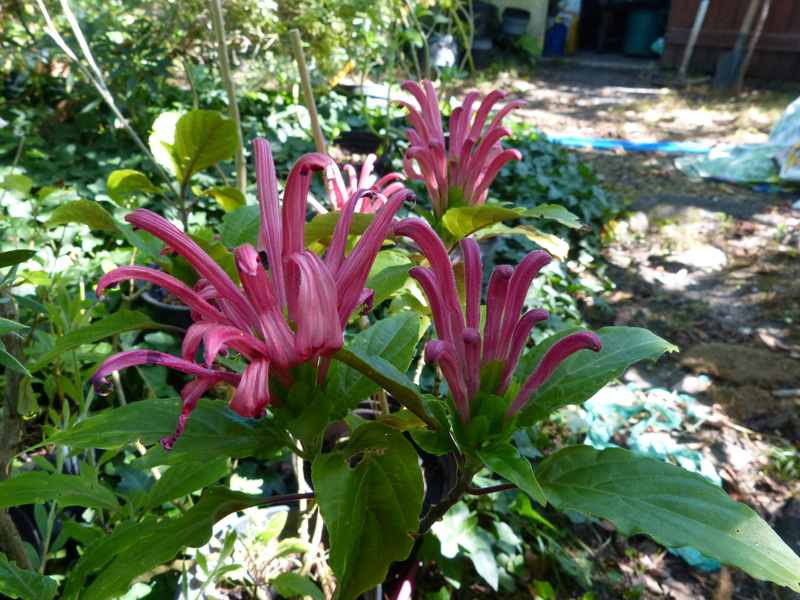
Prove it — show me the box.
[220,204,260,248]
[477,442,546,505]
[517,327,677,425]
[271,572,325,600]
[0,250,36,269]
[332,347,435,429]
[312,422,423,600]
[63,487,272,600]
[0,553,57,600]
[0,348,31,377]
[538,446,800,592]
[364,250,412,306]
[142,459,230,512]
[332,312,423,410]
[28,311,160,373]
[0,472,121,513]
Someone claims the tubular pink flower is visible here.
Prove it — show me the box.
[396,80,525,217]
[327,154,406,213]
[405,235,601,427]
[95,137,408,443]
[426,340,469,424]
[507,332,603,416]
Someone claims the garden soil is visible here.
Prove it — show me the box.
[453,62,800,600]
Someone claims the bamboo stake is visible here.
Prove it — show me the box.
[289,30,328,155]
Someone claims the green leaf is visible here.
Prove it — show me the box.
[332,347,435,429]
[141,459,230,512]
[0,348,31,377]
[148,111,182,177]
[45,199,119,232]
[477,442,546,505]
[106,170,160,205]
[135,399,289,467]
[33,398,180,451]
[63,487,271,600]
[304,212,375,247]
[0,249,36,269]
[537,446,800,592]
[0,318,28,335]
[0,472,121,513]
[517,327,678,425]
[332,312,423,410]
[471,221,569,259]
[202,186,246,212]
[220,204,260,248]
[28,311,160,373]
[365,250,412,305]
[172,110,238,184]
[312,422,423,600]
[441,204,581,243]
[271,572,325,600]
[0,553,57,600]
[2,173,33,197]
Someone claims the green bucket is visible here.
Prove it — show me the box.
[624,9,661,56]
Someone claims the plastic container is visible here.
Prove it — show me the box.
[543,19,568,57]
[623,9,662,56]
[472,1,498,39]
[501,7,531,38]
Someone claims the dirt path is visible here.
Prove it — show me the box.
[470,62,800,599]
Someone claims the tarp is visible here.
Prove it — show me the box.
[675,96,800,186]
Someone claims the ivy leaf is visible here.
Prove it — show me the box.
[538,446,800,592]
[312,422,423,600]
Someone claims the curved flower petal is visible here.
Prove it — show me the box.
[507,332,603,416]
[426,340,469,425]
[230,359,272,418]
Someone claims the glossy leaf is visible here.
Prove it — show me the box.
[0,249,36,268]
[333,347,435,429]
[537,446,800,592]
[134,400,289,467]
[141,459,230,512]
[272,572,325,600]
[0,472,121,513]
[441,204,581,242]
[332,312,423,410]
[365,250,412,306]
[312,422,423,600]
[0,347,30,377]
[63,487,271,600]
[0,553,57,600]
[106,169,160,205]
[477,442,546,505]
[517,327,677,425]
[28,311,161,374]
[171,110,238,183]
[471,221,569,259]
[45,199,119,232]
[220,204,260,248]
[203,185,246,212]
[304,211,375,247]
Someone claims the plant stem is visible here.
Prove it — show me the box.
[289,29,327,155]
[417,463,481,535]
[209,0,246,195]
[466,482,518,495]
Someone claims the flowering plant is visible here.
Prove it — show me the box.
[5,81,799,600]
